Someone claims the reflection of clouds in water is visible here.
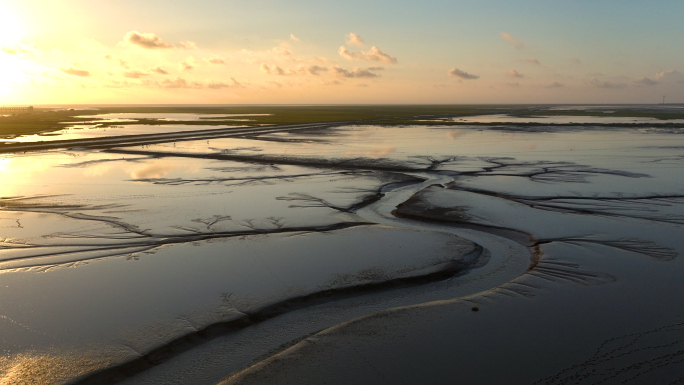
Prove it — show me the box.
[0,157,51,176]
[131,163,178,179]
[0,157,54,196]
[367,146,396,158]
[82,164,114,177]
[343,146,396,158]
[447,130,467,140]
[523,143,537,151]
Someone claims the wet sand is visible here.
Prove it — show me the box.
[0,106,683,384]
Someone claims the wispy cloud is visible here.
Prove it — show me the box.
[261,63,329,76]
[179,57,196,71]
[261,63,288,76]
[508,69,524,78]
[331,66,380,78]
[587,78,626,89]
[448,68,479,80]
[60,67,90,77]
[546,82,564,88]
[290,34,300,42]
[104,54,129,69]
[501,32,524,49]
[150,67,169,75]
[338,46,397,64]
[207,78,242,89]
[142,77,241,89]
[346,33,365,46]
[2,43,42,55]
[271,43,295,59]
[123,71,148,79]
[177,41,197,50]
[301,65,328,75]
[518,58,540,65]
[204,57,225,64]
[655,69,684,83]
[124,31,174,49]
[571,58,581,65]
[634,77,658,86]
[153,77,203,89]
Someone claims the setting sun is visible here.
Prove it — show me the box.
[1,2,684,384]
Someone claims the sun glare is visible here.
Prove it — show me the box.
[0,6,25,44]
[0,56,26,101]
[0,5,30,102]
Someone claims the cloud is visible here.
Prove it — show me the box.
[238,43,302,65]
[179,57,196,71]
[448,68,479,80]
[272,44,294,59]
[501,32,524,49]
[301,65,328,75]
[634,77,658,86]
[346,33,364,46]
[331,66,379,78]
[205,57,225,64]
[506,82,520,87]
[338,46,397,64]
[207,78,241,89]
[508,69,524,78]
[124,31,174,49]
[104,55,129,69]
[290,34,300,42]
[131,164,177,179]
[261,63,330,76]
[123,71,148,79]
[546,82,564,88]
[150,67,169,75]
[571,58,582,65]
[366,146,396,157]
[60,67,90,77]
[654,69,684,83]
[143,77,238,89]
[261,63,287,75]
[2,43,42,55]
[160,77,203,89]
[177,41,197,50]
[588,78,626,89]
[519,58,540,65]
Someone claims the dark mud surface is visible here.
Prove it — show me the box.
[1,107,683,384]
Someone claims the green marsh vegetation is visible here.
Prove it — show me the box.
[2,105,684,138]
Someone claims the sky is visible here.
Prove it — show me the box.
[1,0,683,105]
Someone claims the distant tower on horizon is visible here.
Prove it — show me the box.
[662,95,666,105]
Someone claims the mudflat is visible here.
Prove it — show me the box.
[0,105,682,384]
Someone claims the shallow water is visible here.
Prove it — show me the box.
[1,112,683,384]
[1,124,244,144]
[0,112,272,143]
[448,113,684,124]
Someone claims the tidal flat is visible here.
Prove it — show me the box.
[0,105,683,384]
